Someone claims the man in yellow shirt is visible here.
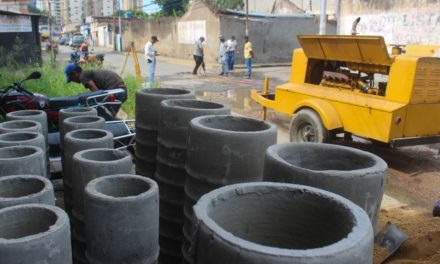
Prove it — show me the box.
[244,36,254,79]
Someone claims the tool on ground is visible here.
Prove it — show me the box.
[120,42,142,81]
[374,222,408,263]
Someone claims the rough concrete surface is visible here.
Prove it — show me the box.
[264,143,388,227]
[59,107,97,149]
[84,174,159,264]
[0,146,45,178]
[183,115,277,263]
[0,120,43,135]
[0,204,72,264]
[6,110,49,148]
[0,175,55,209]
[192,182,373,264]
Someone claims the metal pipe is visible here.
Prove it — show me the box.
[245,0,249,35]
[319,0,327,35]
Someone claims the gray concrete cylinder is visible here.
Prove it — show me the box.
[59,107,97,149]
[183,115,277,263]
[263,143,388,226]
[157,99,230,263]
[0,204,72,264]
[0,146,45,177]
[6,110,49,148]
[135,88,194,178]
[0,132,49,178]
[0,175,55,209]
[72,148,132,263]
[63,116,106,135]
[0,120,42,135]
[84,174,159,264]
[191,182,373,264]
[63,129,113,217]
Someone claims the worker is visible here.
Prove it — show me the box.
[64,63,127,102]
[193,36,205,75]
[144,35,160,86]
[227,35,237,71]
[244,35,254,79]
[219,35,229,76]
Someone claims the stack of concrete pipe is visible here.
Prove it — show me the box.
[0,132,49,178]
[182,115,277,263]
[0,204,72,264]
[0,146,46,177]
[263,143,388,227]
[135,88,194,178]
[0,175,54,209]
[84,174,159,264]
[59,107,97,150]
[62,129,113,216]
[71,148,132,264]
[0,120,49,175]
[6,110,49,149]
[190,182,373,264]
[156,99,230,263]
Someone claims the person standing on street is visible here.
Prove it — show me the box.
[144,35,159,86]
[244,35,254,79]
[193,36,205,75]
[227,36,237,71]
[219,36,229,76]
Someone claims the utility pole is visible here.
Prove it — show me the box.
[319,0,327,35]
[245,0,249,36]
[48,1,55,64]
[335,0,342,35]
[118,0,122,51]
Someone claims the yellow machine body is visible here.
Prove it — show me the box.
[251,35,440,146]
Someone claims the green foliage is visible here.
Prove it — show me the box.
[28,4,48,15]
[0,63,139,118]
[154,0,189,16]
[211,0,244,10]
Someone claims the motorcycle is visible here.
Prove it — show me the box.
[0,72,135,176]
[0,71,125,132]
[70,49,105,65]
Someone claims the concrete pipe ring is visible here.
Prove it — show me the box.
[72,148,133,219]
[0,175,55,209]
[63,129,114,214]
[191,182,373,264]
[59,107,97,148]
[6,110,48,147]
[0,146,45,177]
[135,88,195,130]
[0,204,72,264]
[0,132,49,178]
[186,115,277,185]
[84,174,159,264]
[158,99,230,149]
[62,116,106,137]
[0,120,42,135]
[263,143,388,226]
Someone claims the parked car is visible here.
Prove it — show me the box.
[70,35,85,48]
[57,35,70,45]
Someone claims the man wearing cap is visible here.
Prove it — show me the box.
[145,35,160,85]
[193,36,205,75]
[64,64,127,102]
[219,35,229,76]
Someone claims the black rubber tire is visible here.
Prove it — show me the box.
[289,109,328,143]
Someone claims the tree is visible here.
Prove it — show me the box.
[211,0,244,10]
[28,4,48,15]
[154,0,189,16]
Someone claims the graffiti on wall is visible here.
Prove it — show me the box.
[342,12,440,45]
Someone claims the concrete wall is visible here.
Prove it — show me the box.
[340,0,440,45]
[121,1,220,62]
[220,15,336,63]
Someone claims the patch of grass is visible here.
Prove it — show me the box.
[0,63,139,118]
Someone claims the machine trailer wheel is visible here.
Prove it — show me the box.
[289,109,328,143]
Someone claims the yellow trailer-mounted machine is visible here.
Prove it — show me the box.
[251,35,440,147]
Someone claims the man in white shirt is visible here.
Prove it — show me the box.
[193,36,205,75]
[219,35,229,76]
[226,36,237,71]
[144,35,159,85]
